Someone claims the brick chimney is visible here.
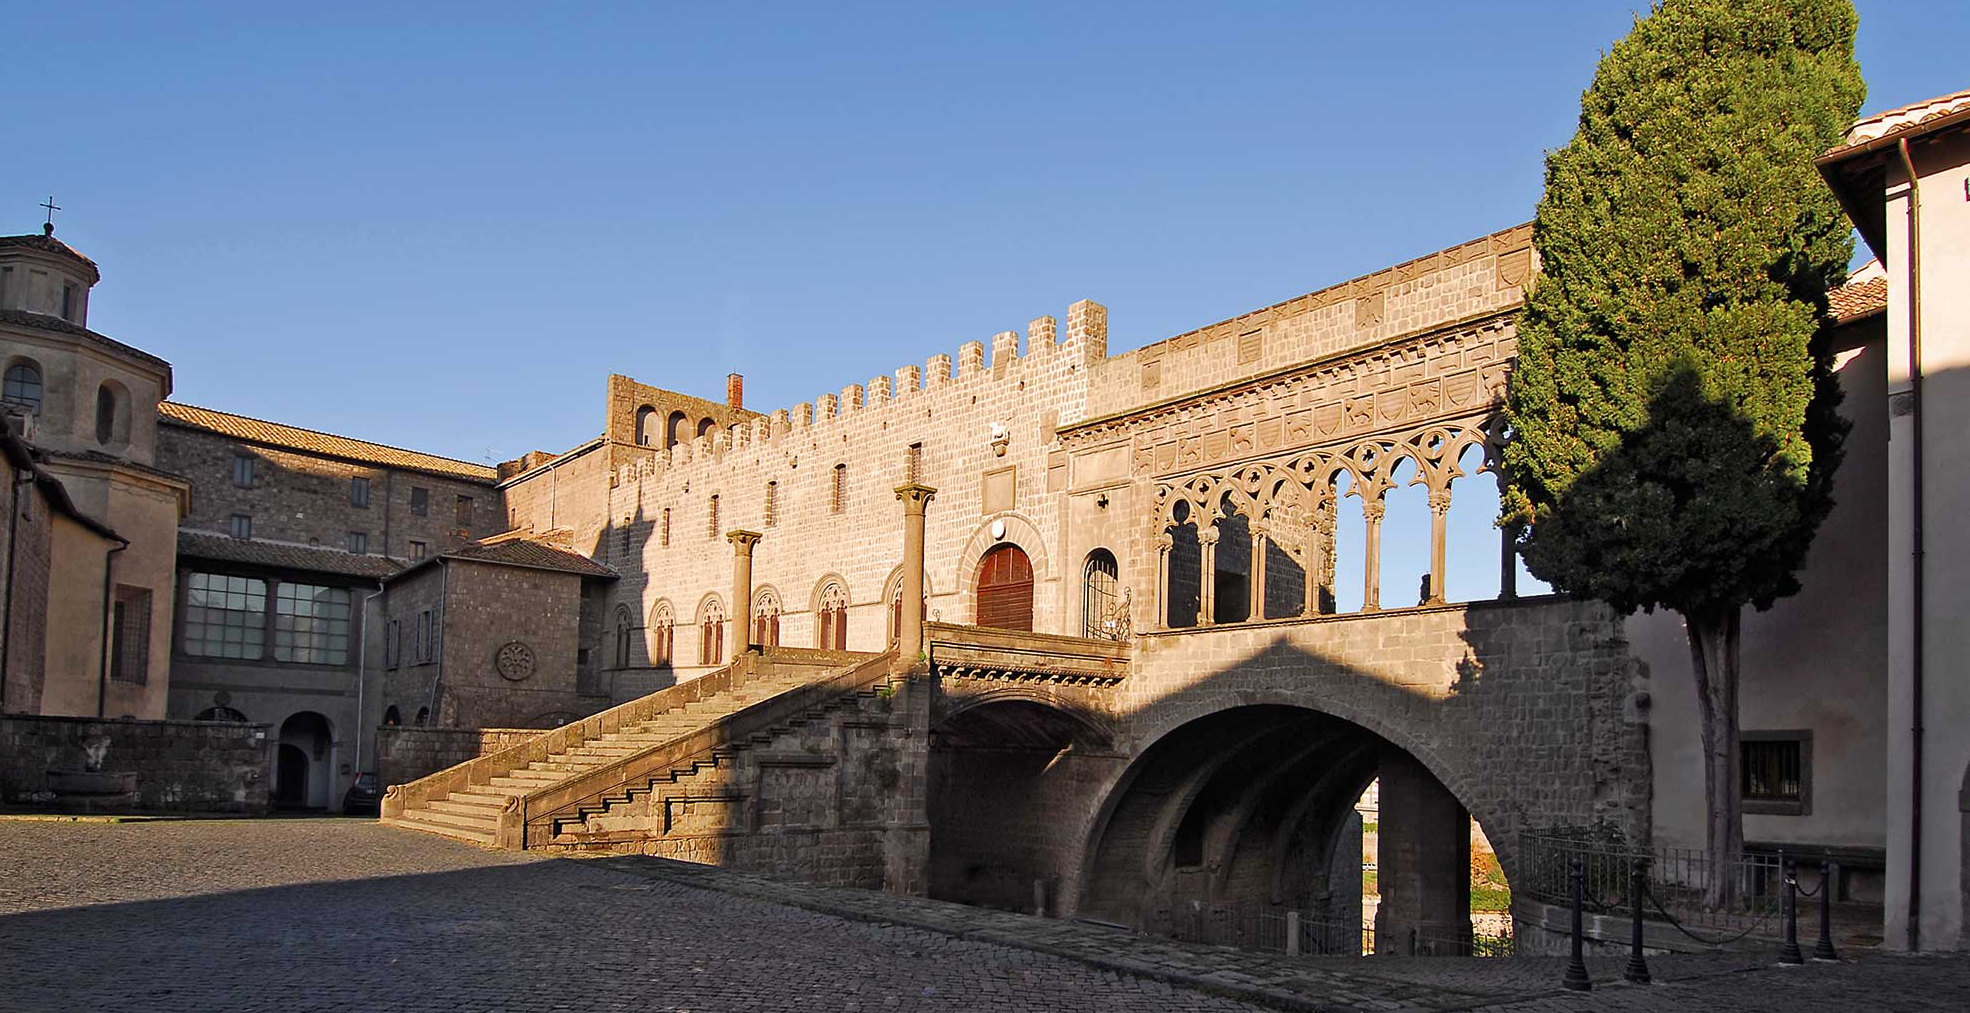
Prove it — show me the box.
[726,373,744,409]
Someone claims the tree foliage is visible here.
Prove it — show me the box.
[1501,0,1865,621]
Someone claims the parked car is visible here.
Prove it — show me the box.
[342,772,382,816]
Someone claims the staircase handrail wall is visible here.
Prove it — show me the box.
[380,648,873,820]
[512,648,899,846]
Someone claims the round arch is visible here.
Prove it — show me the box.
[275,711,335,810]
[950,511,1050,631]
[1067,695,1510,946]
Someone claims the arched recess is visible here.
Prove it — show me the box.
[381,705,402,727]
[951,511,1050,632]
[634,405,659,446]
[696,594,726,666]
[613,605,635,669]
[928,696,1116,913]
[646,599,675,667]
[810,575,850,650]
[752,586,783,649]
[1074,702,1504,954]
[975,543,1034,631]
[276,711,334,809]
[95,379,132,449]
[696,417,715,438]
[665,411,689,449]
[881,567,933,643]
[1082,549,1122,639]
[196,705,248,722]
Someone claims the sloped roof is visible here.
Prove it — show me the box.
[159,401,498,483]
[0,308,171,371]
[384,537,616,583]
[178,530,403,580]
[1829,276,1887,324]
[1824,87,1970,159]
[0,230,100,276]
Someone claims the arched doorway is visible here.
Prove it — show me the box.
[928,698,1112,912]
[1078,705,1497,955]
[275,711,334,809]
[975,543,1033,631]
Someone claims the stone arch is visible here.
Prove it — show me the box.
[1068,690,1510,950]
[696,593,727,666]
[881,566,934,641]
[275,711,335,809]
[1081,548,1122,639]
[752,585,783,648]
[381,705,401,727]
[935,685,1116,746]
[928,694,1116,912]
[612,604,635,669]
[665,411,689,449]
[646,599,675,667]
[950,511,1050,632]
[810,574,850,651]
[2,356,44,414]
[94,378,131,449]
[696,417,716,439]
[634,404,659,446]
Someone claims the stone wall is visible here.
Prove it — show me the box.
[157,422,498,559]
[0,448,55,715]
[0,714,269,812]
[435,559,609,727]
[376,725,538,789]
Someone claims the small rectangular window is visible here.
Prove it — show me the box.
[708,495,719,538]
[61,283,75,321]
[350,476,370,508]
[229,514,252,540]
[765,482,777,526]
[408,540,427,560]
[832,464,846,513]
[410,487,429,516]
[110,585,152,684]
[417,609,434,663]
[661,507,671,547]
[232,455,254,488]
[346,531,367,554]
[455,495,473,527]
[1741,733,1811,815]
[906,443,923,483]
[385,619,401,669]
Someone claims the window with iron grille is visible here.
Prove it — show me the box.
[110,585,152,684]
[275,582,352,665]
[1741,732,1810,815]
[183,573,266,660]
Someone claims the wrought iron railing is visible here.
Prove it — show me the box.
[1520,827,1785,944]
[1154,902,1512,958]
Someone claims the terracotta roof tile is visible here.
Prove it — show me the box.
[441,539,616,578]
[1822,87,1970,160]
[1829,276,1887,324]
[159,401,498,482]
[178,530,403,580]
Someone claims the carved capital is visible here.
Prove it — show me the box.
[1361,501,1386,523]
[1155,531,1175,552]
[894,483,938,513]
[1198,527,1221,547]
[1428,490,1453,514]
[725,529,763,552]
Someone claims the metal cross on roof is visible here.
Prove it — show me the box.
[39,196,60,228]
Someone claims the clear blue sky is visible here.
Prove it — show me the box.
[13,1,1962,472]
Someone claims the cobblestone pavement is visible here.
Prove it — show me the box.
[1,818,1965,1013]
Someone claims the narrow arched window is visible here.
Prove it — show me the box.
[817,582,848,651]
[2,362,41,414]
[1083,549,1120,639]
[614,607,633,668]
[666,411,689,449]
[634,405,658,446]
[696,417,716,438]
[95,385,116,444]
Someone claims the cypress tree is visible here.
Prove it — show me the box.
[1500,0,1864,892]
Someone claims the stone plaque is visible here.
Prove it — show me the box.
[982,466,1016,514]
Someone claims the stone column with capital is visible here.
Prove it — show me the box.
[1154,530,1174,630]
[1197,525,1220,626]
[1361,499,1385,612]
[894,484,936,664]
[1426,489,1451,606]
[727,529,762,655]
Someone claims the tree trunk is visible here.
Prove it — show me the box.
[1684,606,1744,909]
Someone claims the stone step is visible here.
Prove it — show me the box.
[388,814,496,846]
[523,760,606,774]
[487,774,559,790]
[406,807,498,832]
[424,799,502,818]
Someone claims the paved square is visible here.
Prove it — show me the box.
[1,818,1965,1013]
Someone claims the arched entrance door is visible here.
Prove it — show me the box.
[276,712,334,809]
[975,543,1034,631]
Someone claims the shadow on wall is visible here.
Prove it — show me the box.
[922,594,1649,942]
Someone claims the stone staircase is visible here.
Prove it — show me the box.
[381,648,887,848]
